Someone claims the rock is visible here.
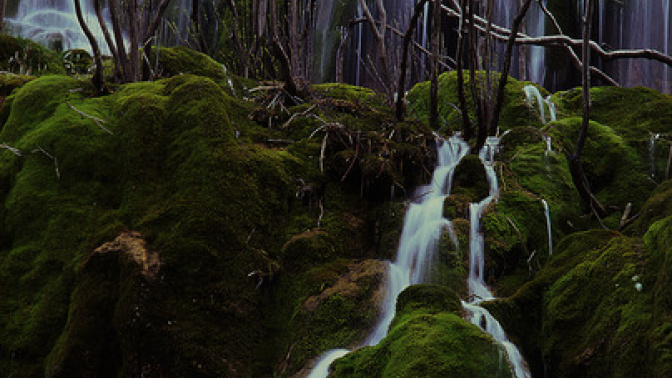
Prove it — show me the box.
[93,231,160,280]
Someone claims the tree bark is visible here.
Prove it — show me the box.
[429,0,440,129]
[568,0,607,217]
[74,0,108,94]
[483,0,533,151]
[395,0,429,121]
[455,0,472,140]
[0,0,6,32]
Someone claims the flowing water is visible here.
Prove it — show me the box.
[6,0,115,53]
[308,135,529,377]
[462,136,531,378]
[542,199,552,255]
[307,135,469,377]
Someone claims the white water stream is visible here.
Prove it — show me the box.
[308,135,529,377]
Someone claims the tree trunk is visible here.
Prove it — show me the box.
[456,0,472,140]
[429,0,441,129]
[395,0,428,121]
[74,0,108,94]
[483,0,533,151]
[0,0,6,31]
[569,0,607,217]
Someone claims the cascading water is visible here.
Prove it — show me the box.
[307,135,470,378]
[462,136,531,378]
[542,199,552,255]
[308,135,529,377]
[523,85,556,124]
[6,0,115,54]
[650,133,661,179]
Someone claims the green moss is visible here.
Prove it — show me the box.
[554,86,672,142]
[330,285,513,378]
[551,117,654,216]
[406,71,543,135]
[0,73,302,376]
[482,229,621,376]
[452,154,489,201]
[542,236,651,377]
[0,34,65,76]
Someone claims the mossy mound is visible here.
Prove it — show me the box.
[452,154,490,201]
[62,49,92,75]
[150,46,253,97]
[329,284,514,378]
[553,86,672,143]
[406,71,543,134]
[550,117,654,218]
[629,180,672,235]
[0,34,65,75]
[0,74,297,376]
[0,72,35,97]
[481,229,624,377]
[541,235,651,377]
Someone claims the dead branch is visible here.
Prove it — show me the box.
[33,145,60,179]
[66,101,113,135]
[0,143,22,156]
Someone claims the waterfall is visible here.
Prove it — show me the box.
[463,136,531,378]
[526,1,546,85]
[6,0,115,53]
[542,199,552,255]
[307,135,470,377]
[308,135,529,377]
[315,0,336,82]
[523,85,546,123]
[650,133,661,179]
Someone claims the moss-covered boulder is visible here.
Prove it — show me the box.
[550,117,654,220]
[329,284,514,378]
[406,71,543,134]
[0,73,297,376]
[270,259,386,377]
[0,34,65,75]
[452,154,490,202]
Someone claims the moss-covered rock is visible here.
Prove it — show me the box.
[406,71,543,135]
[0,34,65,76]
[0,73,299,377]
[329,284,514,378]
[452,154,490,202]
[551,117,654,220]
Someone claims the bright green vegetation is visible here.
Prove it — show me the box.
[1,42,672,378]
[330,285,514,378]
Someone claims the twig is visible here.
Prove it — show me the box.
[281,105,316,129]
[0,143,22,156]
[342,132,361,181]
[66,102,113,135]
[317,197,325,227]
[33,145,60,179]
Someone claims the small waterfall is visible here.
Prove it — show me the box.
[650,133,660,179]
[307,135,470,377]
[526,1,546,85]
[545,95,557,122]
[462,137,531,378]
[315,0,336,82]
[542,199,553,255]
[523,85,546,123]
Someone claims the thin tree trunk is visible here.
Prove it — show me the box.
[74,0,108,94]
[94,0,122,79]
[568,0,607,217]
[0,0,6,31]
[395,0,428,121]
[108,0,130,81]
[429,0,440,129]
[483,0,533,151]
[456,0,472,140]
